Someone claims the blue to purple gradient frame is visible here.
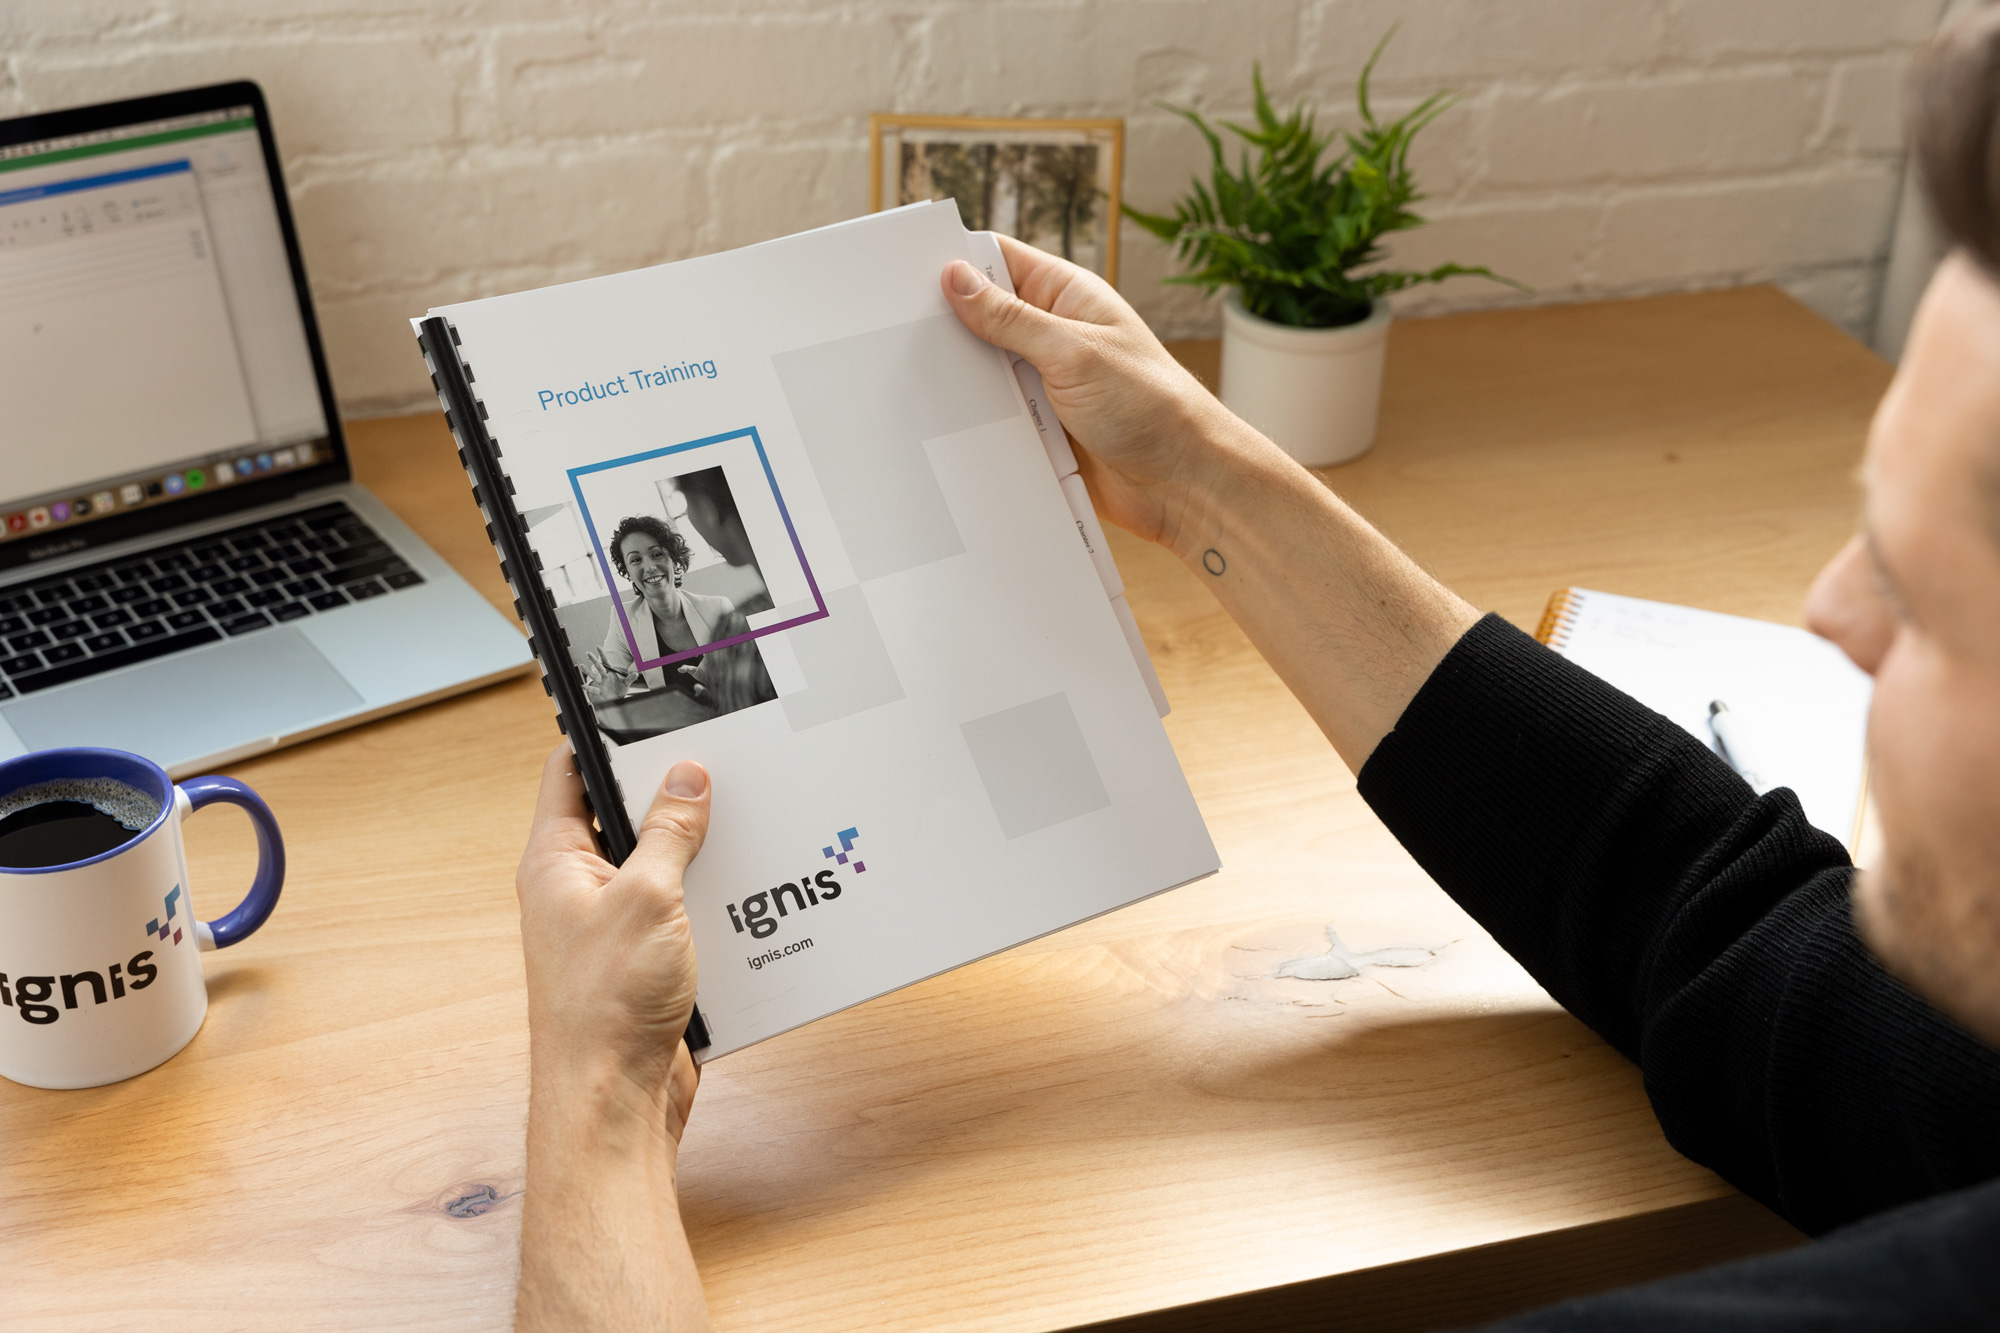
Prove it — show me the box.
[569,427,828,674]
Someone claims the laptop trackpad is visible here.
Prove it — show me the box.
[1,628,363,770]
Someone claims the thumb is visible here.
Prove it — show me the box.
[627,760,711,887]
[942,260,1070,366]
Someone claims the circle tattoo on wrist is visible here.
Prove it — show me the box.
[1202,548,1227,576]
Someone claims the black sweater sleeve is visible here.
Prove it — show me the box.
[1356,614,2000,1235]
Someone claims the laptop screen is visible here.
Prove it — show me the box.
[1,92,339,567]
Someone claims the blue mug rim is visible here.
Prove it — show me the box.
[0,747,175,877]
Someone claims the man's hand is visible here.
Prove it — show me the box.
[518,744,708,1112]
[943,237,1478,772]
[940,234,1261,554]
[515,747,714,1332]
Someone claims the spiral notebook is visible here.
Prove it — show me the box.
[411,202,1219,1060]
[1536,588,1875,854]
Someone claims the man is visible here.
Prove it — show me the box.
[510,15,2000,1328]
[671,467,774,618]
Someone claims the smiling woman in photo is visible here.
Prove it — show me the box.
[582,514,736,705]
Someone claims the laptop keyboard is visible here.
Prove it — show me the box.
[0,502,424,698]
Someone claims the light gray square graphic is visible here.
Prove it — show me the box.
[773,313,1022,582]
[960,692,1112,840]
[781,584,906,732]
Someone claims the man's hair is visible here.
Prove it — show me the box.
[607,514,690,578]
[1913,7,2000,271]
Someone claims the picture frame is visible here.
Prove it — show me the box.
[869,114,1125,287]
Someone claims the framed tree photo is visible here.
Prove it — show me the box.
[869,114,1125,286]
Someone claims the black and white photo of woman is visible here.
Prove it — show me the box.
[582,515,736,704]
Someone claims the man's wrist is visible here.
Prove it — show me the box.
[518,1044,705,1333]
[1158,403,1296,569]
[529,1043,679,1156]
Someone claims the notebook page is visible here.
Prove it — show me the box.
[1547,589,1872,847]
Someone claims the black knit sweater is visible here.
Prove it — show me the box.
[1355,615,2000,1327]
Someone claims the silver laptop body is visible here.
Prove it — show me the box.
[0,82,530,776]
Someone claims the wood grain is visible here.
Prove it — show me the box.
[0,286,1882,1331]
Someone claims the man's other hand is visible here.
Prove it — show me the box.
[940,234,1251,553]
[516,748,716,1332]
[517,746,709,1138]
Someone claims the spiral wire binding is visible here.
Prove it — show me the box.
[1535,587,1582,649]
[413,316,711,1054]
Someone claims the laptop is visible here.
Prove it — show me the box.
[0,81,532,775]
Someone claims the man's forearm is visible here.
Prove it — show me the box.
[517,1059,711,1333]
[1160,412,1481,771]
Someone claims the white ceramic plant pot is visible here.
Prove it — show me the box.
[1220,289,1392,467]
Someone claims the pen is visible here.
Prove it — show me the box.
[1708,699,1769,794]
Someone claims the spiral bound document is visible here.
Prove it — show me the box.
[412,202,1218,1060]
[1536,587,1873,852]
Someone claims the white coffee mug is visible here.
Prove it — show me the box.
[0,747,283,1089]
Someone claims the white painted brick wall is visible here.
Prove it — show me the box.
[1,0,1947,417]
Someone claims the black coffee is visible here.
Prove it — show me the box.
[0,802,141,868]
[0,778,161,870]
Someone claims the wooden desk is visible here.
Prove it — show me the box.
[0,286,1883,1331]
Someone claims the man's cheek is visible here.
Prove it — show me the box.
[1862,636,1967,854]
[1861,651,1922,858]
[1857,640,2000,1045]
[1856,644,1951,943]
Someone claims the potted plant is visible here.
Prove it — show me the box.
[1126,35,1519,466]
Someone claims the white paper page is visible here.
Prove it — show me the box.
[430,203,1218,1058]
[1550,589,1872,846]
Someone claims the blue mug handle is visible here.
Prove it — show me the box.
[178,775,285,950]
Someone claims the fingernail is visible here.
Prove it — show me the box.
[665,761,707,798]
[949,261,986,296]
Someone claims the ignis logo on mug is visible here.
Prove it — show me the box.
[1,952,159,1025]
[145,885,186,947]
[0,747,286,1088]
[0,885,179,1024]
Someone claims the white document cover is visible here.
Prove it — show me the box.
[425,203,1218,1058]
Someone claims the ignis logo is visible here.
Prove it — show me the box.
[0,885,183,1024]
[727,869,840,940]
[146,885,186,947]
[823,826,865,873]
[1,952,160,1026]
[726,826,868,941]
